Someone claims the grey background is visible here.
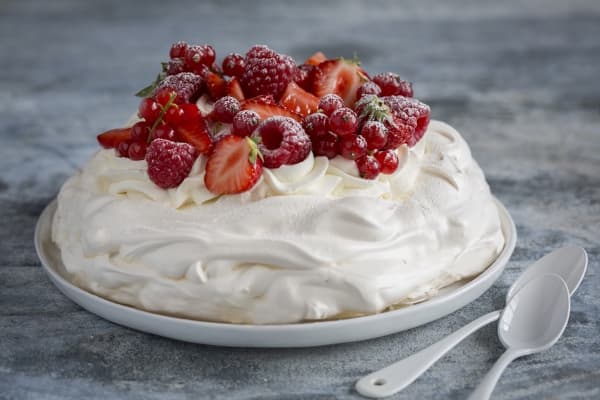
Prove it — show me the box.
[1,0,599,399]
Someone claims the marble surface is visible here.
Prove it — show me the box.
[1,0,599,398]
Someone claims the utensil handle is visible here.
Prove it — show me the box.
[355,310,501,398]
[467,348,520,400]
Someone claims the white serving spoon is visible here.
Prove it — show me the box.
[467,273,570,399]
[356,245,587,398]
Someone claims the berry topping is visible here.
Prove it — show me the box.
[360,121,388,150]
[184,44,216,72]
[374,149,399,174]
[293,64,315,92]
[226,76,245,101]
[373,73,413,97]
[204,136,263,195]
[131,121,150,143]
[153,124,177,141]
[356,81,382,99]
[251,116,311,168]
[382,95,430,146]
[138,98,161,123]
[312,131,339,159]
[222,53,245,77]
[318,93,345,116]
[174,113,212,154]
[152,72,204,104]
[241,45,297,100]
[232,110,261,137]
[280,82,319,117]
[97,127,132,149]
[313,59,368,107]
[146,139,198,189]
[329,107,358,137]
[203,69,227,100]
[128,141,147,161]
[166,58,186,76]
[339,134,367,160]
[169,41,188,59]
[302,112,330,140]
[117,140,131,157]
[211,96,241,123]
[356,155,381,179]
[241,97,301,122]
[304,51,327,66]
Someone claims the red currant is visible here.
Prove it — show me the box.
[169,41,188,59]
[374,150,399,174]
[131,121,150,143]
[329,107,358,137]
[312,131,339,159]
[356,155,381,179]
[138,98,161,123]
[222,53,245,77]
[339,134,367,160]
[116,140,131,158]
[184,44,216,70]
[360,121,388,150]
[232,110,260,137]
[356,81,382,99]
[318,94,344,116]
[155,88,176,107]
[210,96,241,123]
[303,112,329,140]
[165,104,199,128]
[153,124,177,141]
[128,141,147,160]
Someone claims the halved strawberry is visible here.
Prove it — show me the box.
[97,127,131,149]
[280,82,319,117]
[304,51,327,66]
[241,97,302,122]
[204,136,263,194]
[175,115,213,154]
[226,77,245,101]
[205,70,227,100]
[313,59,369,107]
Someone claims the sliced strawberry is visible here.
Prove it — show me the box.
[175,115,213,154]
[280,82,319,117]
[204,136,263,195]
[204,70,227,100]
[226,77,245,101]
[313,59,369,107]
[97,127,131,149]
[304,51,327,66]
[241,97,302,122]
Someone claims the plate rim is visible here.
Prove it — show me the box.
[35,197,516,346]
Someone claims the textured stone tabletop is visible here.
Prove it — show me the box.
[1,0,599,399]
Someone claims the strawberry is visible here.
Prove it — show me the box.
[280,82,319,117]
[313,59,369,107]
[171,108,213,154]
[241,97,302,122]
[204,70,227,100]
[204,136,263,195]
[97,128,131,149]
[304,51,327,66]
[226,77,245,101]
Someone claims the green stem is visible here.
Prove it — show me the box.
[147,93,178,143]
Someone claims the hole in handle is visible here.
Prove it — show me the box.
[372,378,386,386]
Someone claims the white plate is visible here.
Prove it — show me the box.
[35,198,516,348]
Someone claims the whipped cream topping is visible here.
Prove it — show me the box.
[52,120,505,324]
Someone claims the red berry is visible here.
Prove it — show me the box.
[373,73,413,97]
[356,155,381,179]
[166,58,186,75]
[313,59,369,107]
[165,103,200,128]
[303,112,330,140]
[304,51,327,66]
[97,127,131,149]
[232,110,260,137]
[280,81,319,117]
[382,95,430,146]
[360,121,388,150]
[131,121,150,143]
[128,141,147,160]
[356,81,382,99]
[318,94,344,116]
[153,124,177,141]
[222,53,245,77]
[169,41,188,59]
[146,139,198,189]
[116,140,131,158]
[339,134,367,160]
[329,107,358,137]
[251,116,311,168]
[374,150,399,174]
[383,122,413,150]
[153,72,204,104]
[184,44,216,71]
[312,131,339,159]
[138,98,161,123]
[293,64,315,92]
[210,96,241,123]
[240,45,297,100]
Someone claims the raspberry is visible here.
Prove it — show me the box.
[241,45,297,100]
[383,122,412,150]
[356,81,381,99]
[166,58,186,75]
[210,96,241,123]
[329,107,358,137]
[294,64,315,92]
[146,139,198,189]
[373,73,413,97]
[222,53,245,77]
[153,72,204,104]
[312,131,339,159]
[184,44,216,72]
[374,150,399,174]
[339,134,367,160]
[232,110,260,137]
[251,116,311,168]
[169,41,188,59]
[382,95,430,146]
[318,94,344,116]
[356,155,381,179]
[360,121,387,150]
[303,112,329,140]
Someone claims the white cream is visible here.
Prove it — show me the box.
[52,120,505,324]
